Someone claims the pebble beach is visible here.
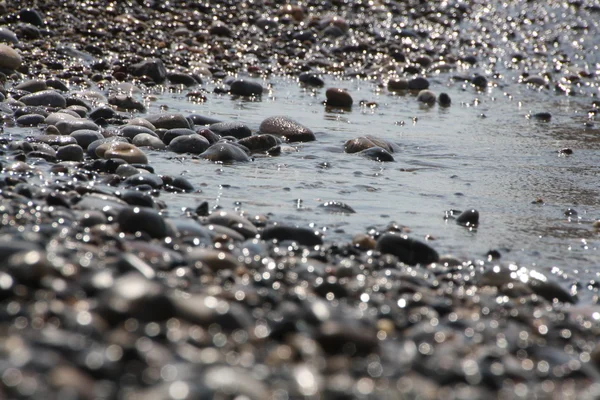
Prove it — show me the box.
[1,1,600,399]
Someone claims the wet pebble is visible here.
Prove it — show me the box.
[70,129,104,149]
[56,144,84,161]
[417,89,436,105]
[438,92,451,107]
[375,233,439,265]
[261,225,323,246]
[407,77,430,90]
[456,209,479,227]
[0,44,22,70]
[56,119,99,135]
[168,134,210,154]
[100,142,149,164]
[132,133,166,149]
[145,113,190,130]
[128,58,167,83]
[20,89,66,108]
[230,79,263,97]
[259,116,316,142]
[209,122,252,140]
[238,134,281,152]
[325,88,353,107]
[201,142,251,163]
[118,207,168,238]
[357,146,395,162]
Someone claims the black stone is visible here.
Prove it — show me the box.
[376,233,439,266]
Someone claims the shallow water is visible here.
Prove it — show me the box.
[125,69,599,300]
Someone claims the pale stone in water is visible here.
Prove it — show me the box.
[99,142,149,164]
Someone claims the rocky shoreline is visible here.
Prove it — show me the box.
[1,1,600,399]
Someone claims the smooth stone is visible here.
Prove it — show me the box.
[45,112,80,126]
[168,134,210,154]
[16,113,45,127]
[196,128,221,144]
[209,122,252,140]
[101,142,149,164]
[238,134,281,152]
[0,28,18,44]
[417,89,436,105]
[407,77,430,90]
[128,58,167,83]
[120,125,157,141]
[532,112,552,122]
[229,79,263,96]
[162,128,196,145]
[164,176,194,192]
[119,189,156,208]
[19,8,44,26]
[200,142,251,163]
[67,105,88,118]
[325,88,353,107]
[188,113,221,126]
[207,211,258,238]
[438,92,451,107]
[70,129,103,149]
[0,44,22,70]
[20,90,66,108]
[15,79,47,93]
[472,75,488,88]
[167,218,212,240]
[318,201,356,214]
[344,136,393,153]
[73,193,128,216]
[46,79,69,92]
[87,136,129,158]
[115,164,144,178]
[123,173,163,189]
[456,209,479,227]
[126,117,156,131]
[89,106,118,121]
[388,78,409,91]
[259,116,316,142]
[132,133,166,149]
[118,207,168,238]
[56,119,99,135]
[357,147,395,162]
[145,113,190,130]
[261,225,323,246]
[299,72,324,87]
[376,233,439,266]
[56,144,84,162]
[108,94,146,112]
[167,71,198,86]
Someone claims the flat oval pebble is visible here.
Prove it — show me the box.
[120,125,156,141]
[132,133,166,149]
[45,112,80,126]
[259,116,316,142]
[87,136,129,158]
[15,79,47,93]
[162,128,197,145]
[69,130,103,149]
[16,113,45,127]
[0,44,22,70]
[238,134,281,152]
[209,122,252,140]
[376,233,439,266]
[56,119,99,135]
[229,79,263,97]
[318,201,356,214]
[20,90,66,108]
[186,249,242,271]
[56,144,84,162]
[101,142,149,164]
[145,113,190,130]
[200,142,251,163]
[407,77,430,90]
[168,134,210,154]
[344,136,393,153]
[325,88,353,107]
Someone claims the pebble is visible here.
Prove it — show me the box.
[438,92,451,107]
[416,89,436,105]
[118,207,168,238]
[456,209,479,227]
[0,44,22,70]
[230,79,263,97]
[120,125,157,141]
[132,133,166,149]
[344,136,394,153]
[145,113,190,130]
[0,28,19,44]
[168,134,210,154]
[162,128,197,145]
[238,134,281,152]
[407,77,430,90]
[56,144,84,162]
[261,225,323,246]
[15,79,47,93]
[318,201,356,214]
[472,75,488,88]
[128,58,167,83]
[388,78,409,91]
[375,233,439,265]
[16,113,45,126]
[100,142,149,164]
[259,116,316,142]
[56,119,99,135]
[325,88,353,107]
[207,211,258,238]
[357,146,395,162]
[299,73,324,87]
[209,122,252,139]
[70,129,104,149]
[87,136,129,158]
[19,89,66,108]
